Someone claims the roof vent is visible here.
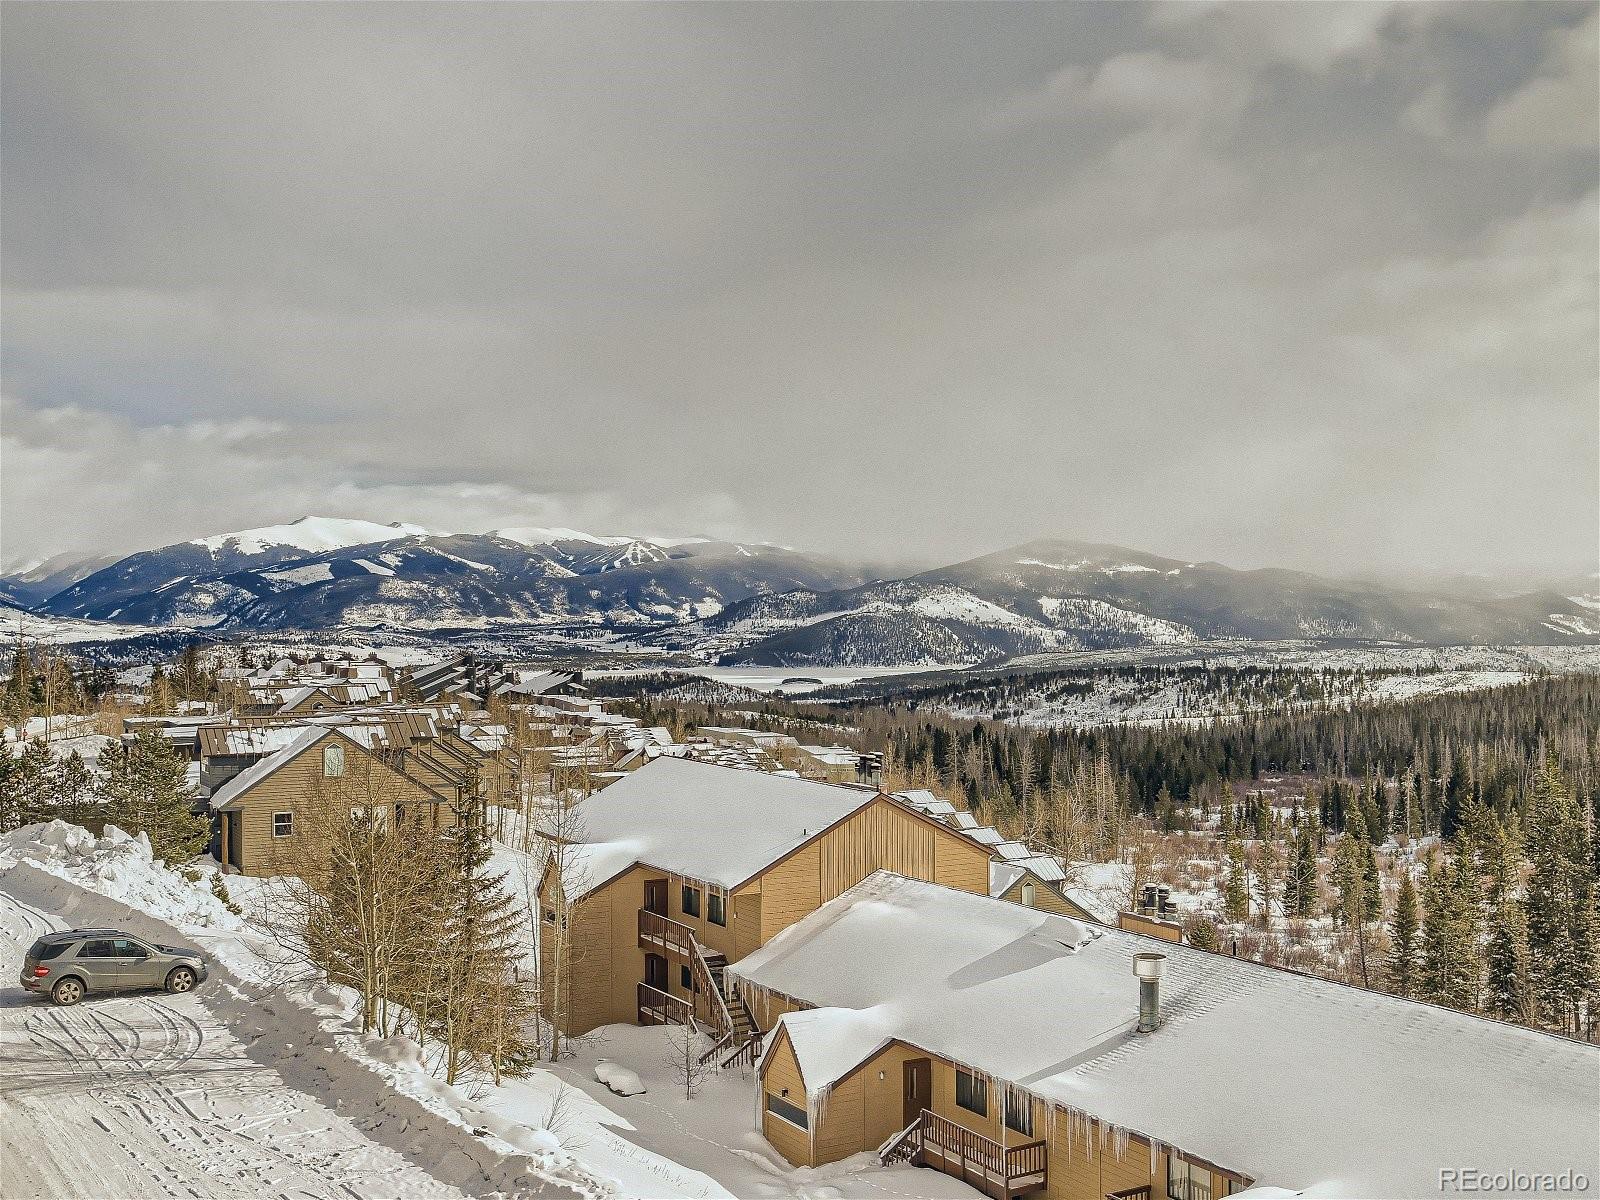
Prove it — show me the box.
[1134,952,1166,1033]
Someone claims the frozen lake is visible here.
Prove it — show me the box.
[586,664,956,694]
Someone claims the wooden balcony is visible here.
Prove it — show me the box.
[895,1109,1046,1200]
[1107,1188,1152,1200]
[639,909,696,956]
[637,982,695,1028]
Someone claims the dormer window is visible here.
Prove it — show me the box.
[323,744,345,777]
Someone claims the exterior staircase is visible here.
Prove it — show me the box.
[696,948,762,1067]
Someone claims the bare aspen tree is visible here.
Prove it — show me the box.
[534,752,598,1062]
[662,1022,708,1100]
[253,749,450,1035]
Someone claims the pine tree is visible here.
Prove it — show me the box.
[52,751,95,825]
[1421,852,1480,1012]
[435,795,538,1084]
[1252,837,1279,927]
[99,730,207,863]
[4,633,35,730]
[2,740,59,828]
[1525,759,1598,1038]
[1334,806,1377,986]
[143,666,176,716]
[1155,784,1177,834]
[1222,830,1249,923]
[1485,894,1530,1023]
[1388,873,1421,998]
[1291,824,1319,919]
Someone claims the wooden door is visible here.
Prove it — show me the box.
[643,879,668,915]
[644,953,668,990]
[903,1057,932,1127]
[226,812,244,871]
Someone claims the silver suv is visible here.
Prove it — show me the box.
[20,928,209,1006]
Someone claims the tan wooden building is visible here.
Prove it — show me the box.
[536,757,993,1057]
[210,726,463,875]
[730,871,1600,1200]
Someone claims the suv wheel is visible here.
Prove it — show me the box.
[51,977,84,1006]
[165,966,196,994]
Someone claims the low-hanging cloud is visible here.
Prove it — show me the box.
[2,2,1595,581]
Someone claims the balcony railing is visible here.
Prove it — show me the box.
[1107,1188,1153,1200]
[637,982,695,1028]
[639,908,696,956]
[900,1108,1047,1200]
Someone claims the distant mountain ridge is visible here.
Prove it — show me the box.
[7,522,1597,661]
[28,517,863,633]
[652,538,1600,665]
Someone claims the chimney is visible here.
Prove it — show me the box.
[858,751,884,791]
[1157,886,1173,919]
[1141,884,1158,917]
[1133,952,1167,1033]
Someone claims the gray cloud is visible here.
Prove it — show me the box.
[3,1,1595,581]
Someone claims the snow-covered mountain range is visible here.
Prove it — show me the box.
[650,539,1600,665]
[25,517,861,633]
[7,522,1597,662]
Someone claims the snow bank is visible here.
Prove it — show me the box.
[0,821,245,931]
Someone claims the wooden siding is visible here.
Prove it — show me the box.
[754,796,989,944]
[549,792,991,1035]
[756,841,823,944]
[1117,911,1185,944]
[219,737,455,877]
[755,1029,1248,1200]
[1000,874,1102,924]
[760,1026,814,1167]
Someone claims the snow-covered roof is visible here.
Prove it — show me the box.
[989,860,1026,898]
[564,840,651,900]
[494,670,578,697]
[208,726,334,810]
[1012,854,1067,883]
[732,872,1599,1199]
[561,757,886,892]
[798,745,859,766]
[202,725,316,757]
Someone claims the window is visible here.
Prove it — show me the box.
[27,940,70,962]
[1020,881,1036,907]
[955,1069,988,1117]
[113,939,148,959]
[1168,1154,1212,1200]
[708,891,726,927]
[1004,1088,1033,1137]
[79,939,115,959]
[681,885,701,918]
[681,964,693,991]
[273,811,294,837]
[323,743,345,777]
[765,1091,808,1130]
[542,907,556,925]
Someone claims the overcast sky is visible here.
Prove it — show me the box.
[3,2,1596,580]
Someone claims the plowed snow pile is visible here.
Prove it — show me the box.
[0,821,245,931]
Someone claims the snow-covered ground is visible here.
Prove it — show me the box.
[0,823,983,1200]
[0,603,166,645]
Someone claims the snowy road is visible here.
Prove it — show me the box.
[0,882,472,1200]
